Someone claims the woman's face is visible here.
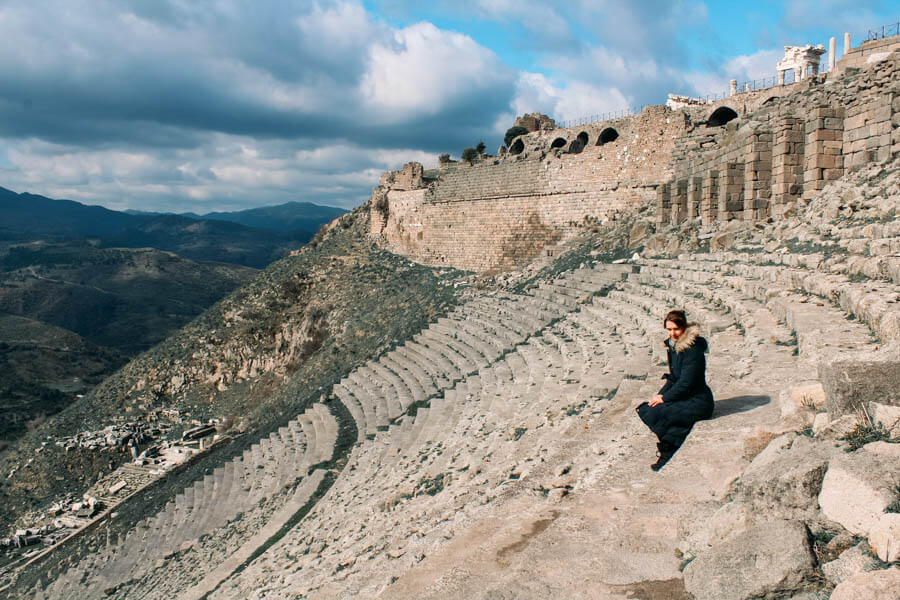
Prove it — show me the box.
[665,321,684,341]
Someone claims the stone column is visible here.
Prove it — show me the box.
[844,32,851,55]
[829,37,836,70]
[656,183,671,225]
[688,176,703,220]
[771,117,805,217]
[701,170,719,225]
[778,70,786,86]
[744,128,773,220]
[718,162,744,221]
[671,179,688,224]
[730,80,737,96]
[795,66,803,82]
[803,106,845,201]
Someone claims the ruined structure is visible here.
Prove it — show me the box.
[370,37,900,273]
[371,106,683,271]
[776,44,827,84]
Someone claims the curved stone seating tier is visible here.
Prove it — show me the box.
[396,343,456,388]
[728,261,900,344]
[583,299,654,379]
[642,254,898,344]
[450,311,525,347]
[463,302,541,339]
[620,279,734,335]
[33,404,337,600]
[364,361,415,409]
[465,299,546,336]
[347,371,390,430]
[431,321,502,363]
[532,284,578,308]
[209,306,644,599]
[358,365,406,420]
[334,381,376,440]
[380,353,434,404]
[416,329,482,376]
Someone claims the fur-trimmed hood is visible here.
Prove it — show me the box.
[664,323,704,353]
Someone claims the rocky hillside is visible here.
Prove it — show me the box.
[0,207,466,535]
[0,241,258,448]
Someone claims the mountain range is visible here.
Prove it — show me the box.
[0,187,347,268]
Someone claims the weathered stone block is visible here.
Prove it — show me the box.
[830,567,900,600]
[736,433,837,520]
[819,451,898,535]
[822,541,879,585]
[868,513,900,563]
[820,354,900,415]
[683,520,815,600]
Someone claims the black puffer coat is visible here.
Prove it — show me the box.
[636,324,714,447]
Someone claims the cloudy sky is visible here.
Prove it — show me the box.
[0,0,896,213]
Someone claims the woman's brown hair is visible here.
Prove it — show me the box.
[663,309,688,329]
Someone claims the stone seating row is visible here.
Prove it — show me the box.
[637,257,879,389]
[643,252,900,342]
[210,302,641,598]
[32,403,337,600]
[331,289,594,443]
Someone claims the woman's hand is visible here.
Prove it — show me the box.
[649,395,664,407]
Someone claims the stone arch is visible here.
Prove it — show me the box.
[596,127,619,145]
[550,137,567,149]
[568,131,589,154]
[706,106,739,127]
[761,96,777,106]
[509,138,524,155]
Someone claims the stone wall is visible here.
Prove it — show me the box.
[371,107,683,271]
[834,36,900,73]
[370,51,899,271]
[660,51,899,225]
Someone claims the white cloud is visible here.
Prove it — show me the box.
[359,22,513,121]
[510,72,630,123]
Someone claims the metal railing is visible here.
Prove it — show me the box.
[866,21,900,41]
[557,106,646,129]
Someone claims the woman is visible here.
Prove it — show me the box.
[636,310,714,471]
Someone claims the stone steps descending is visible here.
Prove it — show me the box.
[35,404,336,599]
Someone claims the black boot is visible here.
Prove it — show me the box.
[651,441,677,471]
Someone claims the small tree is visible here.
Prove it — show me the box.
[438,153,451,164]
[460,147,478,165]
[475,140,486,154]
[504,126,528,148]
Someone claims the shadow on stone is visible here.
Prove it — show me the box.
[712,395,771,419]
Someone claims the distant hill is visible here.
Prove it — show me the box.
[0,240,258,445]
[0,312,124,447]
[0,187,143,239]
[185,201,347,234]
[0,187,347,268]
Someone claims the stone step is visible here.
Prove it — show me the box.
[396,343,454,388]
[381,353,432,406]
[336,380,377,439]
[358,365,405,422]
[415,330,479,377]
[348,371,390,430]
[365,361,413,417]
[585,299,654,379]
